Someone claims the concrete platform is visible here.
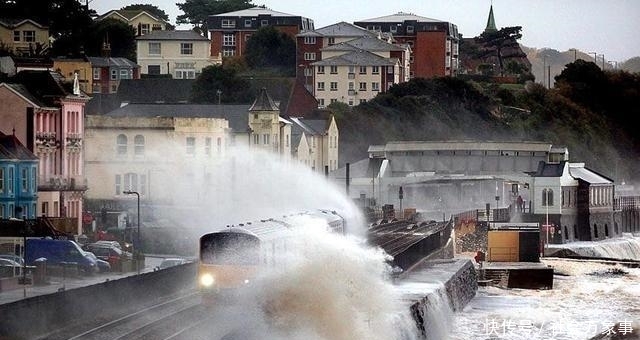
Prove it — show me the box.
[479,261,554,289]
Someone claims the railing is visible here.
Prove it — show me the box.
[38,176,88,191]
[35,131,59,151]
[615,196,640,210]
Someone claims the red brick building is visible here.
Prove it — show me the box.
[207,7,314,61]
[354,12,459,78]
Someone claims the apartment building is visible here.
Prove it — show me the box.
[136,30,213,78]
[95,9,168,36]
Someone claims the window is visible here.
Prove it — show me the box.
[328,37,335,45]
[222,49,235,57]
[330,82,338,91]
[181,43,193,55]
[221,19,236,28]
[217,137,222,153]
[134,135,145,156]
[23,30,35,42]
[223,33,235,46]
[372,66,380,74]
[390,25,397,33]
[140,24,150,35]
[13,31,19,42]
[152,24,162,31]
[330,98,337,104]
[330,66,338,74]
[176,70,196,79]
[348,82,354,90]
[111,69,117,80]
[117,134,127,155]
[0,168,4,193]
[148,65,161,75]
[542,188,554,206]
[304,68,312,77]
[261,19,269,26]
[93,68,100,80]
[387,66,394,74]
[359,82,367,91]
[22,168,28,192]
[317,82,325,91]
[253,134,259,145]
[317,66,325,74]
[149,42,161,55]
[407,25,414,33]
[115,175,121,195]
[348,65,355,74]
[262,134,270,144]
[304,52,316,61]
[186,137,195,154]
[359,66,366,74]
[359,99,366,104]
[244,19,252,27]
[348,99,354,106]
[372,82,380,91]
[205,138,211,155]
[286,135,289,147]
[244,34,252,41]
[304,36,316,44]
[120,69,130,79]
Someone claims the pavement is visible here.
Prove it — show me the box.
[0,255,166,305]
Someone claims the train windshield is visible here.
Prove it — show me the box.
[200,232,260,265]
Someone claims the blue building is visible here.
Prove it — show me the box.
[0,131,38,219]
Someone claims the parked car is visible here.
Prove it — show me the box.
[156,257,190,270]
[0,254,24,266]
[92,240,122,250]
[25,239,98,274]
[84,243,132,271]
[83,251,111,272]
[0,258,23,277]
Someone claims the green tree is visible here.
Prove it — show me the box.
[120,4,176,29]
[244,26,295,75]
[176,0,254,35]
[475,26,525,76]
[554,59,607,111]
[191,65,252,103]
[84,19,137,60]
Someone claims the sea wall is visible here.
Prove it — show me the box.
[547,234,640,261]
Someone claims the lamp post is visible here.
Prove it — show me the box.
[216,90,222,105]
[123,190,140,274]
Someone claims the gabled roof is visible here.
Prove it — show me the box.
[321,36,405,52]
[300,21,376,38]
[96,9,166,23]
[355,12,444,23]
[0,18,47,29]
[312,50,396,66]
[213,7,297,17]
[249,88,279,111]
[11,70,69,106]
[569,163,613,184]
[0,83,47,108]
[135,30,209,41]
[289,117,328,136]
[87,57,138,68]
[0,132,38,161]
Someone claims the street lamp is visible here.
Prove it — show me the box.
[123,190,140,274]
[216,90,222,105]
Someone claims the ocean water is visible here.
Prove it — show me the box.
[449,258,640,340]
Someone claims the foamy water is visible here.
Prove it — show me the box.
[450,258,640,340]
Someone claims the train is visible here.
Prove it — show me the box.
[197,209,346,302]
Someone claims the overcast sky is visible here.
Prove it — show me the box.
[90,0,640,62]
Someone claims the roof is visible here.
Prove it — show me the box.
[355,12,444,23]
[381,140,552,153]
[0,18,47,29]
[213,7,297,17]
[321,36,405,52]
[11,70,69,106]
[569,163,613,185]
[312,50,396,66]
[96,9,166,23]
[249,88,279,111]
[0,83,47,108]
[135,30,209,41]
[534,161,566,177]
[87,57,138,68]
[485,5,497,33]
[0,132,39,161]
[300,21,375,38]
[102,103,251,132]
[117,79,195,104]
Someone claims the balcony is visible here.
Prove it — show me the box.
[35,131,59,151]
[66,133,82,152]
[38,176,88,191]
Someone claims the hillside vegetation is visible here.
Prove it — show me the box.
[333,61,640,184]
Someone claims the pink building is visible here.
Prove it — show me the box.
[0,70,90,234]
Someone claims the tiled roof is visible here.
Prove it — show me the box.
[87,57,138,68]
[311,50,396,66]
[249,88,279,111]
[135,30,209,41]
[213,7,297,17]
[534,161,566,177]
[0,132,38,161]
[96,9,165,23]
[321,36,405,52]
[12,70,68,106]
[0,83,46,107]
[355,12,444,23]
[313,21,376,37]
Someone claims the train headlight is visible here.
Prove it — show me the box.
[200,273,215,287]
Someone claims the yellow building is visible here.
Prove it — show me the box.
[52,57,93,94]
[0,19,49,56]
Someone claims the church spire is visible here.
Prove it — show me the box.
[485,2,497,33]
